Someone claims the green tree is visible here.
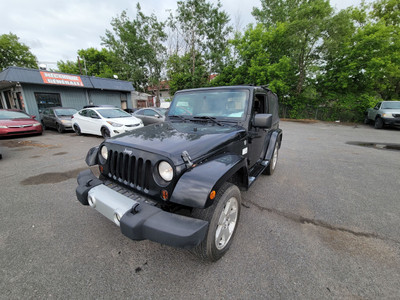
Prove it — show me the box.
[0,33,38,70]
[57,48,117,78]
[167,0,232,94]
[253,0,333,98]
[57,60,80,74]
[319,0,400,120]
[167,52,208,94]
[102,3,167,98]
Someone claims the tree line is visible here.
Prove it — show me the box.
[1,0,399,122]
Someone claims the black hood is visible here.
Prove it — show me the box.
[107,122,246,165]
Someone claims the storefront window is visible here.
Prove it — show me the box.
[35,93,61,113]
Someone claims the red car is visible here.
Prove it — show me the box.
[0,109,43,137]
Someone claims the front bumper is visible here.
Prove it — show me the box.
[0,125,43,136]
[109,123,144,137]
[76,169,208,248]
[382,117,400,126]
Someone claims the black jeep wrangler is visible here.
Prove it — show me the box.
[76,85,282,261]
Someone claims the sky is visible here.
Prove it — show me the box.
[1,0,366,69]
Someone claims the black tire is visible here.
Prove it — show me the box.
[190,182,241,262]
[364,117,370,125]
[73,124,81,135]
[101,127,110,139]
[263,142,279,175]
[56,123,64,133]
[374,117,384,129]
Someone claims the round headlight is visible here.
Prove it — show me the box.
[100,145,108,160]
[158,161,173,182]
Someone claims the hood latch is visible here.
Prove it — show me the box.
[181,150,193,168]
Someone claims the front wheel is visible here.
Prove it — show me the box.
[191,183,241,261]
[56,123,64,133]
[101,127,110,139]
[374,117,384,129]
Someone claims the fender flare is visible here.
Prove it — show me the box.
[264,129,282,161]
[170,154,247,209]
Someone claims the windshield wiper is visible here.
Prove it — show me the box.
[169,115,187,122]
[193,116,223,126]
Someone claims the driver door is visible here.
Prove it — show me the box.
[247,93,269,168]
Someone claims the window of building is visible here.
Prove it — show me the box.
[35,93,61,113]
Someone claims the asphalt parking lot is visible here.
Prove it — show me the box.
[1,121,399,299]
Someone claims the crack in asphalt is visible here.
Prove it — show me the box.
[244,199,400,245]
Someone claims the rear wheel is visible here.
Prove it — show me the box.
[101,127,110,139]
[263,142,279,175]
[73,124,81,135]
[190,182,241,261]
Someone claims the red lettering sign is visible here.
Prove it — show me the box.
[40,71,84,87]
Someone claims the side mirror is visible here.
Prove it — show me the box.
[91,115,100,119]
[31,115,37,119]
[253,114,273,128]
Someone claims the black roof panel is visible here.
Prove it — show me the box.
[0,66,134,92]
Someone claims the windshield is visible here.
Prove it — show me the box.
[381,102,400,109]
[54,108,77,116]
[97,108,132,118]
[0,110,31,120]
[168,89,249,120]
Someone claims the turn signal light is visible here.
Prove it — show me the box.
[210,190,216,200]
[161,190,169,200]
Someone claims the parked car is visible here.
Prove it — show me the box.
[133,108,167,125]
[75,85,282,261]
[123,108,138,114]
[41,107,77,133]
[365,101,400,129]
[72,107,144,138]
[0,109,43,137]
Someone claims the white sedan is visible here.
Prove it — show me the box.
[72,107,144,138]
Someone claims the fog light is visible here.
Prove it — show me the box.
[88,195,96,207]
[114,213,121,226]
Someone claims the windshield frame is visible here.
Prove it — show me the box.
[168,88,250,122]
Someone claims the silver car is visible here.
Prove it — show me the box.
[133,108,167,125]
[41,107,77,133]
[365,101,400,129]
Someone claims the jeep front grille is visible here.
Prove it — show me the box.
[107,150,152,191]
